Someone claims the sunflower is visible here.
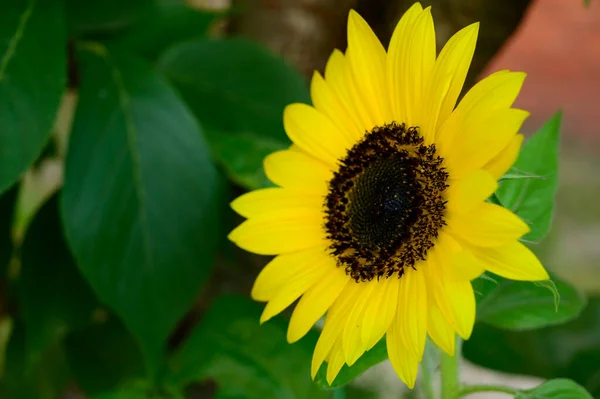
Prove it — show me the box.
[228,2,549,389]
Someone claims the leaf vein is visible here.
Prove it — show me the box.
[0,0,35,82]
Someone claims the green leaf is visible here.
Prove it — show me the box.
[65,315,145,396]
[496,112,561,242]
[157,38,310,189]
[113,2,225,60]
[61,44,225,373]
[207,131,284,189]
[66,0,152,37]
[0,320,70,399]
[522,380,593,399]
[18,193,98,357]
[93,381,184,399]
[499,167,545,182]
[515,379,592,399]
[0,0,66,194]
[314,339,387,389]
[463,296,600,397]
[472,273,585,330]
[164,295,329,399]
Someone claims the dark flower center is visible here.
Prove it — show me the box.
[324,122,448,282]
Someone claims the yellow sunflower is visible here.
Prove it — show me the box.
[228,2,549,389]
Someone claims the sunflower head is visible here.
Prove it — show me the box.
[229,1,549,389]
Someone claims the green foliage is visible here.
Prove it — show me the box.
[497,112,561,242]
[0,0,66,194]
[112,2,225,60]
[158,38,310,189]
[19,194,98,357]
[163,295,328,399]
[61,43,225,372]
[65,0,152,37]
[463,297,600,397]
[472,273,585,330]
[0,0,593,398]
[0,321,70,399]
[65,316,145,396]
[515,379,592,399]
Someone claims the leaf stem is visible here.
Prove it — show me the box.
[440,338,461,399]
[454,384,518,398]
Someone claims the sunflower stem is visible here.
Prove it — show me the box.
[440,338,461,399]
[454,384,518,398]
[420,340,437,399]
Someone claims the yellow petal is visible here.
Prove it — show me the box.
[346,10,392,126]
[387,4,435,125]
[441,279,475,340]
[228,210,326,255]
[435,232,485,281]
[287,264,349,343]
[446,169,498,214]
[447,202,530,247]
[447,108,529,177]
[326,339,346,385]
[437,277,476,340]
[284,103,353,168]
[231,187,324,218]
[324,50,373,133]
[360,277,399,351]
[387,311,420,389]
[423,23,479,141]
[264,150,332,194]
[398,267,427,358]
[260,255,330,323]
[310,71,363,141]
[436,70,525,159]
[451,248,486,281]
[484,134,524,180]
[471,241,549,281]
[386,2,423,123]
[459,70,526,115]
[342,280,378,365]
[311,281,362,378]
[428,245,476,339]
[251,246,330,301]
[427,303,456,356]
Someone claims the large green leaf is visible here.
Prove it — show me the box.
[65,316,145,396]
[157,38,310,189]
[163,295,329,399]
[113,2,224,60]
[463,297,600,397]
[472,273,585,330]
[497,112,561,242]
[66,0,151,37]
[18,193,98,357]
[515,379,592,399]
[0,321,70,399]
[0,0,66,194]
[61,44,225,373]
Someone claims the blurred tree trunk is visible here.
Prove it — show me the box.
[229,0,533,88]
[228,0,356,79]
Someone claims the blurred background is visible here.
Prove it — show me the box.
[1,0,599,398]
